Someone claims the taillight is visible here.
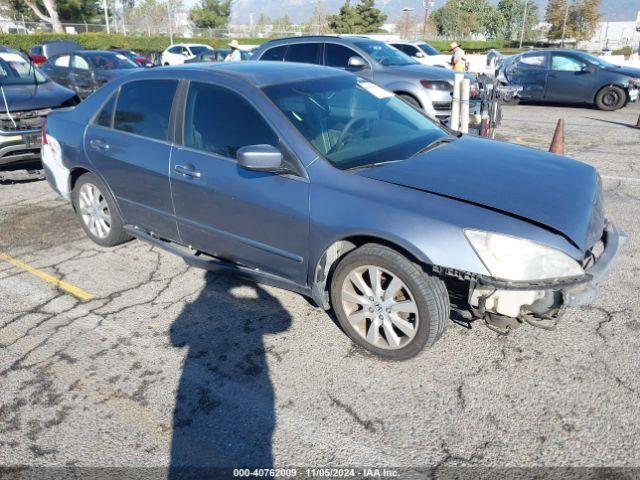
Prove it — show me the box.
[41,118,48,145]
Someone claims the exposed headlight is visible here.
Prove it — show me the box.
[628,77,640,88]
[420,80,452,91]
[465,229,584,281]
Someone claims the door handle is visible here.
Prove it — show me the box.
[174,164,201,178]
[89,139,109,150]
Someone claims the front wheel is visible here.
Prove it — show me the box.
[595,85,626,111]
[330,244,449,360]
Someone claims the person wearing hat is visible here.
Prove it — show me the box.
[449,42,466,72]
[225,39,242,62]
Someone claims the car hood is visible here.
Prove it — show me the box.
[606,65,640,78]
[354,135,603,251]
[387,63,475,83]
[0,80,76,112]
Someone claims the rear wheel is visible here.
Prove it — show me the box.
[595,85,626,111]
[72,173,131,247]
[330,244,449,360]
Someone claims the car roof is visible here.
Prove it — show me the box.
[261,35,377,46]
[159,61,348,87]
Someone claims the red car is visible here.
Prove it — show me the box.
[110,49,150,67]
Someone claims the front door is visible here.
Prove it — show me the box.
[170,81,310,285]
[84,79,179,240]
[545,53,597,103]
[324,43,374,82]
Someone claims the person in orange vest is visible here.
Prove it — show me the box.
[449,42,467,72]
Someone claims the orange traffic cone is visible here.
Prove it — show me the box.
[635,113,640,129]
[549,119,565,155]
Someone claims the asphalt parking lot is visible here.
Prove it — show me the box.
[1,102,639,473]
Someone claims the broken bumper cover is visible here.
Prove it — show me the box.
[475,222,626,311]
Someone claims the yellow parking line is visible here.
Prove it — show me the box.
[0,252,93,301]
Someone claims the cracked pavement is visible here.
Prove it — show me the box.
[0,102,639,472]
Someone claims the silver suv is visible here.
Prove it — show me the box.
[250,35,475,120]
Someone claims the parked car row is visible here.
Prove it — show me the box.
[41,62,625,359]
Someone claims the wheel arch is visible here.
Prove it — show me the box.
[592,82,630,105]
[393,90,423,109]
[68,166,125,219]
[310,234,432,310]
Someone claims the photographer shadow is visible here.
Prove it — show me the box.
[168,271,292,478]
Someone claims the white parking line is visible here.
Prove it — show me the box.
[601,175,640,184]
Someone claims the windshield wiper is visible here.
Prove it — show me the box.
[412,135,456,157]
[346,159,403,171]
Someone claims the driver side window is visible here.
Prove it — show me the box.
[72,55,90,70]
[183,82,279,159]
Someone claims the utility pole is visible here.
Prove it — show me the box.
[103,0,110,33]
[519,0,529,48]
[421,0,433,39]
[167,0,174,44]
[560,0,570,48]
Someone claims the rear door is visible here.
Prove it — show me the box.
[545,53,597,103]
[84,79,179,240]
[504,52,549,100]
[283,43,322,65]
[70,54,96,98]
[170,80,310,284]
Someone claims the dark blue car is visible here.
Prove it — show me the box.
[495,49,640,110]
[41,62,625,359]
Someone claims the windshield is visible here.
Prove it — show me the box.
[190,46,213,55]
[87,52,138,69]
[352,40,416,66]
[417,43,440,56]
[573,51,617,69]
[0,53,47,85]
[263,75,449,170]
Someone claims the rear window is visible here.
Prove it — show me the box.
[114,80,177,141]
[260,45,287,61]
[284,43,321,64]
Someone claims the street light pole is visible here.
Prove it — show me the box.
[167,0,174,44]
[402,7,414,40]
[561,0,570,48]
[519,0,529,48]
[421,1,433,39]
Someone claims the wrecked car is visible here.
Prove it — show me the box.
[41,63,625,360]
[490,49,640,111]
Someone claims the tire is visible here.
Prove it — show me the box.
[72,173,131,247]
[398,93,422,110]
[595,85,626,111]
[163,62,170,66]
[330,244,449,360]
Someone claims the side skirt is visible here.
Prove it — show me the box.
[124,225,313,298]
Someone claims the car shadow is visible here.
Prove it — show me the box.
[168,270,292,479]
[585,117,637,128]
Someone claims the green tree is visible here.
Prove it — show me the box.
[431,0,504,38]
[8,0,102,29]
[569,0,600,41]
[271,14,293,33]
[328,0,386,34]
[188,0,231,29]
[545,0,569,40]
[498,0,540,41]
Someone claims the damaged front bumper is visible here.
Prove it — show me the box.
[468,222,626,324]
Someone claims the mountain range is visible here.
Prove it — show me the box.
[229,0,639,24]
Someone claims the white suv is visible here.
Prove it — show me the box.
[161,44,213,66]
[388,41,450,69]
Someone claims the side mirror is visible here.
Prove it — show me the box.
[347,56,367,70]
[237,144,283,172]
[582,64,597,73]
[415,51,425,58]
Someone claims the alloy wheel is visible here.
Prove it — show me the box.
[78,183,111,239]
[340,265,419,350]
